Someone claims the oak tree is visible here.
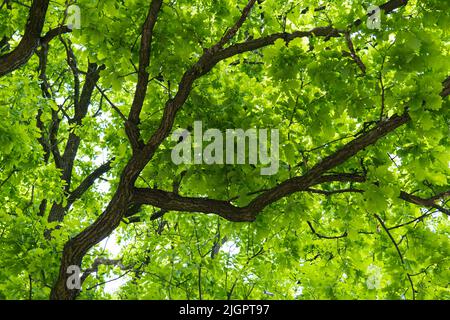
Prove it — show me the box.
[0,0,449,300]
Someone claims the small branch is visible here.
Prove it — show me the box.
[387,209,436,230]
[374,214,416,298]
[379,69,386,120]
[344,31,366,75]
[212,0,257,51]
[407,274,416,300]
[81,257,127,285]
[66,159,114,209]
[306,221,348,239]
[29,274,33,300]
[85,269,132,291]
[60,37,80,111]
[374,214,404,264]
[198,263,202,300]
[40,25,71,45]
[0,169,17,189]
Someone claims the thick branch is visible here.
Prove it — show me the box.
[40,25,71,45]
[133,188,254,222]
[400,191,450,216]
[0,0,50,76]
[126,0,163,150]
[133,113,410,221]
[245,113,410,213]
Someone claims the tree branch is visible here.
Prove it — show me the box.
[66,159,114,210]
[133,113,410,222]
[212,0,257,51]
[40,25,71,45]
[80,257,126,285]
[374,213,404,264]
[305,188,364,196]
[0,0,50,76]
[387,208,436,230]
[400,191,450,216]
[0,170,16,190]
[441,76,450,98]
[136,0,411,166]
[126,0,163,150]
[306,221,348,239]
[344,31,366,75]
[49,0,414,299]
[95,85,127,121]
[47,63,105,224]
[374,213,417,300]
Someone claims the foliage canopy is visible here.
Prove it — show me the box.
[0,0,449,300]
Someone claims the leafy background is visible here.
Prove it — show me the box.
[0,0,449,299]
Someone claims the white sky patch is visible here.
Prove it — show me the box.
[104,272,129,295]
[222,240,240,255]
[55,97,65,105]
[294,286,303,298]
[99,232,129,294]
[243,273,257,284]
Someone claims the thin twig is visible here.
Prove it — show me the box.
[95,85,127,121]
[374,213,416,300]
[307,221,348,239]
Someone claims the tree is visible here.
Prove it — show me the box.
[0,0,449,300]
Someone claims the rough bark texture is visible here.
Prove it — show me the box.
[0,0,50,76]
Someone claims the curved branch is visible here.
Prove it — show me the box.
[306,221,348,239]
[0,0,50,76]
[133,113,410,222]
[40,25,71,45]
